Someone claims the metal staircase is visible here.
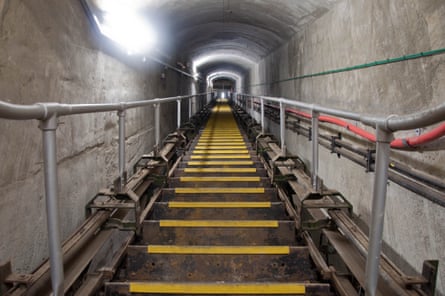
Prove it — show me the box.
[105,102,332,295]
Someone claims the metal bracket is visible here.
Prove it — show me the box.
[420,260,439,296]
[330,133,342,158]
[365,149,376,173]
[105,218,136,231]
[300,191,353,231]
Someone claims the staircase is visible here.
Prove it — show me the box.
[105,102,332,295]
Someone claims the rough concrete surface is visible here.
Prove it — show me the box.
[255,0,445,294]
[0,0,189,274]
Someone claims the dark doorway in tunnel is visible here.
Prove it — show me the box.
[212,78,235,92]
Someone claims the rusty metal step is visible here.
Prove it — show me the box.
[168,176,270,188]
[150,201,287,220]
[125,245,315,282]
[160,188,279,202]
[173,167,268,177]
[105,281,332,295]
[141,220,297,245]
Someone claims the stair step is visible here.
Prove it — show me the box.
[189,154,252,159]
[181,155,259,162]
[145,245,291,254]
[192,149,250,154]
[168,177,269,188]
[141,220,296,245]
[174,187,266,194]
[198,140,246,144]
[150,202,286,220]
[105,281,333,295]
[193,145,247,149]
[126,245,315,281]
[178,160,263,168]
[173,167,267,177]
[161,188,278,202]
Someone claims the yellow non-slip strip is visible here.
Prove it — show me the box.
[187,160,253,165]
[201,132,241,135]
[147,245,290,254]
[168,201,271,208]
[200,134,241,136]
[193,149,249,154]
[159,220,278,227]
[194,145,247,149]
[199,138,244,141]
[184,167,257,173]
[175,187,265,194]
[198,141,245,144]
[129,282,306,294]
[191,155,251,160]
[179,176,261,182]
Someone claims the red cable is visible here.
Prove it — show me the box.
[390,123,445,148]
[259,101,445,149]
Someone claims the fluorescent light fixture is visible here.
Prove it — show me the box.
[92,3,156,54]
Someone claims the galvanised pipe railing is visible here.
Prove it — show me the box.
[0,92,208,296]
[236,93,445,296]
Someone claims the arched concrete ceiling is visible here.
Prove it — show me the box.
[90,0,340,77]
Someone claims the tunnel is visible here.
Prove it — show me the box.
[0,1,444,295]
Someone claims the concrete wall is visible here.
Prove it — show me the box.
[254,0,445,293]
[0,0,190,273]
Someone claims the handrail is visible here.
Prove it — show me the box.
[0,92,210,296]
[235,92,444,296]
[0,94,207,120]
[239,94,445,131]
[254,100,445,150]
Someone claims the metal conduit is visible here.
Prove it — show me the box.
[250,47,445,87]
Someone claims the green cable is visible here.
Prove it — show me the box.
[250,48,445,87]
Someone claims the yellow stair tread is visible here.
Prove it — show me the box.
[168,201,271,208]
[187,160,253,165]
[147,245,290,254]
[129,282,306,294]
[174,187,265,194]
[159,220,279,227]
[194,145,247,149]
[179,176,260,182]
[193,149,249,154]
[197,141,245,145]
[198,139,245,142]
[184,167,257,173]
[191,155,251,159]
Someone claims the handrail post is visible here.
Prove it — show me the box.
[176,99,181,129]
[154,103,160,151]
[250,97,254,116]
[280,100,286,156]
[39,114,64,296]
[311,111,320,190]
[117,110,126,190]
[365,126,393,296]
[188,97,192,120]
[260,98,265,134]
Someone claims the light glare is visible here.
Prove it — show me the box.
[94,3,157,54]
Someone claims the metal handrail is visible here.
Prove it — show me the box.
[0,92,210,296]
[235,92,444,296]
[238,93,445,131]
[0,94,207,120]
